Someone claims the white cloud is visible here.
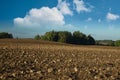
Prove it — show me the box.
[14,0,93,33]
[14,6,78,33]
[73,0,92,13]
[57,0,73,15]
[86,17,92,22]
[14,0,93,28]
[106,12,119,21]
[14,7,65,27]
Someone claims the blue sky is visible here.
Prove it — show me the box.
[0,0,120,40]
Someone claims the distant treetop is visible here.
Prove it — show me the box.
[34,30,95,45]
[0,32,13,39]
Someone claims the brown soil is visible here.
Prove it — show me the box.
[0,39,120,80]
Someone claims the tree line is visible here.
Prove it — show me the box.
[0,31,120,46]
[114,40,120,46]
[0,32,13,39]
[96,40,120,47]
[34,31,95,45]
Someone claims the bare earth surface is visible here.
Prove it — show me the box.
[0,39,120,80]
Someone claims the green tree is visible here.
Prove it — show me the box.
[87,35,95,45]
[96,40,115,46]
[0,32,13,39]
[73,31,87,44]
[34,30,95,45]
[34,34,40,40]
[115,40,120,46]
[40,35,47,40]
[8,33,13,38]
[43,31,58,41]
[73,31,81,44]
[58,31,72,43]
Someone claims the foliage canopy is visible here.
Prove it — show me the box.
[0,32,13,39]
[34,31,95,45]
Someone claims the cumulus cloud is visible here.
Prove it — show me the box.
[14,0,74,28]
[73,0,92,13]
[57,0,73,15]
[14,7,65,27]
[14,0,92,30]
[106,12,119,21]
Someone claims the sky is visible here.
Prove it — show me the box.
[0,0,120,40]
